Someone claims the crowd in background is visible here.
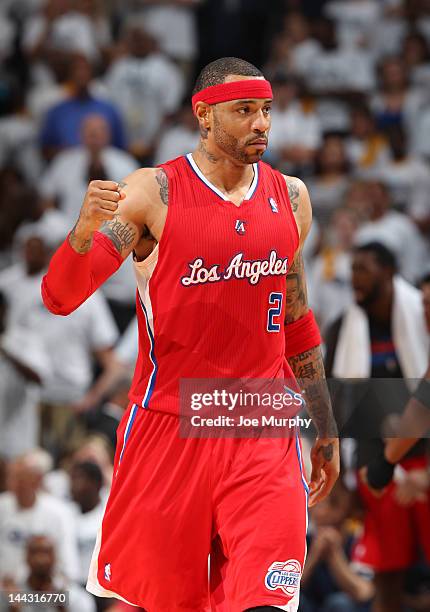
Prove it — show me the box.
[0,1,430,611]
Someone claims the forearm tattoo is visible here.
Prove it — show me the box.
[100,215,137,255]
[155,169,169,206]
[69,222,93,254]
[288,346,338,438]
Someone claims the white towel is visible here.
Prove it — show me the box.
[333,276,429,386]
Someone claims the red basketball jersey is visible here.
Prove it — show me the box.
[128,154,300,413]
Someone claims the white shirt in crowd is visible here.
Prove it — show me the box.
[355,210,428,283]
[22,11,111,61]
[115,316,138,366]
[0,326,51,458]
[373,156,430,220]
[295,44,375,93]
[0,114,42,183]
[40,146,139,224]
[105,52,185,147]
[0,492,79,582]
[309,251,353,333]
[269,101,322,154]
[72,500,106,585]
[138,2,201,62]
[154,125,199,167]
[0,270,118,404]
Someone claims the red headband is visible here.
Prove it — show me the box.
[192,79,273,113]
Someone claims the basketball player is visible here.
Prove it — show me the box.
[42,58,339,612]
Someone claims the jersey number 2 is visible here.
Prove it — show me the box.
[267,292,283,332]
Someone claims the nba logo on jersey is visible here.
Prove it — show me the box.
[104,563,112,581]
[265,559,301,596]
[269,197,278,213]
[235,220,246,235]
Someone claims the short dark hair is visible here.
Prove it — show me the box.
[420,272,430,286]
[72,461,103,488]
[354,241,398,270]
[193,57,263,95]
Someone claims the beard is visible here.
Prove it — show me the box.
[212,113,265,164]
[354,282,381,309]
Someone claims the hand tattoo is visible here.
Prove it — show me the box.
[319,443,334,461]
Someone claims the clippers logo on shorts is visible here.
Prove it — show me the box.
[235,220,246,235]
[181,250,289,287]
[269,197,278,213]
[104,563,112,582]
[265,559,302,596]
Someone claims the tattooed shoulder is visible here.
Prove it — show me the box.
[285,177,300,213]
[100,214,137,256]
[155,169,169,206]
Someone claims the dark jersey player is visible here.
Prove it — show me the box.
[42,58,339,612]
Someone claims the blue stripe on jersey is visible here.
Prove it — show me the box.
[138,294,158,408]
[119,403,138,463]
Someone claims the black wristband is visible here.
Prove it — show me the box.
[414,379,430,410]
[366,455,395,490]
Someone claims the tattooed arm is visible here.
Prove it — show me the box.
[284,176,340,506]
[42,169,168,314]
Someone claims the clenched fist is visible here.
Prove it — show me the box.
[78,180,126,233]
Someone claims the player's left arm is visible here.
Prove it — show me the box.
[283,175,340,507]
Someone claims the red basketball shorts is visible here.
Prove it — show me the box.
[86,403,309,611]
[353,457,430,572]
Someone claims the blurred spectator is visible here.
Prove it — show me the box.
[296,17,375,95]
[40,113,138,224]
[402,30,430,90]
[370,56,424,135]
[309,208,357,334]
[22,0,110,64]
[324,0,381,51]
[0,290,50,459]
[39,112,138,328]
[154,101,199,166]
[70,461,105,586]
[0,450,79,583]
[345,105,389,175]
[40,54,126,159]
[278,11,319,77]
[0,534,95,612]
[84,377,131,451]
[104,23,184,160]
[0,176,42,272]
[355,180,428,283]
[373,124,430,228]
[137,0,201,69]
[0,85,42,184]
[0,230,118,458]
[344,180,374,222]
[267,74,321,176]
[300,478,374,612]
[44,436,114,503]
[325,242,430,612]
[307,134,351,225]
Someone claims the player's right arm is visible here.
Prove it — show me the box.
[41,168,167,315]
